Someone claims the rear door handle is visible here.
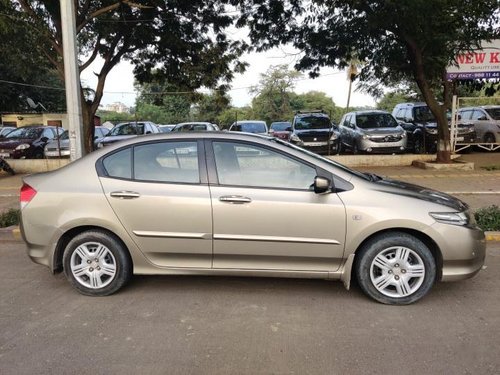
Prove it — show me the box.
[219,195,252,204]
[110,191,141,199]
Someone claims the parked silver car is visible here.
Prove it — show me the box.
[45,126,110,157]
[20,133,485,304]
[339,110,407,153]
[171,122,220,132]
[458,106,500,143]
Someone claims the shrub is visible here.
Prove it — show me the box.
[0,208,20,228]
[475,205,500,231]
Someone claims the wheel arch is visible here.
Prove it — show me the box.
[53,225,132,273]
[350,227,443,284]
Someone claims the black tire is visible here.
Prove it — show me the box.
[355,232,436,305]
[33,150,44,159]
[484,133,495,143]
[352,142,359,155]
[338,142,345,154]
[414,137,424,154]
[63,230,132,296]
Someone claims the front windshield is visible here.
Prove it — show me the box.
[268,137,370,181]
[240,122,267,133]
[6,127,41,139]
[485,108,500,120]
[109,123,144,136]
[270,122,291,131]
[414,106,435,122]
[356,113,398,129]
[295,115,331,130]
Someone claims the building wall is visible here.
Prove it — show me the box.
[1,113,69,129]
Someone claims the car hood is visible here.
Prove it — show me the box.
[361,127,404,135]
[0,138,35,150]
[372,177,467,211]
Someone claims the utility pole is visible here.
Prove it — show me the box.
[60,0,84,161]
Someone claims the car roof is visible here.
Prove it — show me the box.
[395,102,428,108]
[234,120,266,124]
[346,110,390,116]
[176,122,213,126]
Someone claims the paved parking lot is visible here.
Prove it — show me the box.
[1,241,499,374]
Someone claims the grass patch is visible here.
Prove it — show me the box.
[0,208,20,228]
[475,205,500,231]
[480,165,500,171]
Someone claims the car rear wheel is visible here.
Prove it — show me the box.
[63,230,132,296]
[414,137,424,154]
[355,232,436,305]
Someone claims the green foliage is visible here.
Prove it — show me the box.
[377,90,418,112]
[96,110,134,123]
[0,208,19,228]
[475,206,500,231]
[217,107,254,129]
[193,91,231,124]
[0,1,65,112]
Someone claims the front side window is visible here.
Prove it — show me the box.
[134,142,199,183]
[471,110,487,120]
[213,141,316,189]
[484,108,500,120]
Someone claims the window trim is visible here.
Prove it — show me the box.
[96,139,208,185]
[204,139,327,192]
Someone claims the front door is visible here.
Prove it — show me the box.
[208,140,346,272]
[99,140,212,268]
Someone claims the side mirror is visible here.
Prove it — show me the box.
[457,114,462,120]
[313,176,332,194]
[146,131,152,134]
[41,137,49,142]
[285,127,292,132]
[478,116,487,121]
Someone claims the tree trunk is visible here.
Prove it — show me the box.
[406,41,451,163]
[81,99,95,154]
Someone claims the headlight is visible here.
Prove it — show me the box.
[15,144,30,150]
[290,134,303,144]
[430,211,469,226]
[426,128,438,134]
[330,133,338,141]
[362,134,369,140]
[97,142,104,149]
[401,132,407,138]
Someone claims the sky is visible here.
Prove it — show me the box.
[80,47,376,111]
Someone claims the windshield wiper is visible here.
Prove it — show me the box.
[364,172,383,182]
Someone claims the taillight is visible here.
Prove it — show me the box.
[20,183,37,209]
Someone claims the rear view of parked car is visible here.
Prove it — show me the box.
[458,106,500,144]
[96,121,159,148]
[339,111,407,153]
[0,125,63,159]
[288,111,340,154]
[229,120,268,135]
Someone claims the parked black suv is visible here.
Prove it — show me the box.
[392,103,475,153]
[289,111,340,154]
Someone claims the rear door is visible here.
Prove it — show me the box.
[207,139,346,272]
[99,140,213,268]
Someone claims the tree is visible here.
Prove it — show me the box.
[291,91,342,122]
[12,0,246,153]
[217,106,253,129]
[240,0,499,162]
[193,91,232,124]
[251,65,302,123]
[0,1,65,112]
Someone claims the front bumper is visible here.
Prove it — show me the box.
[45,149,70,158]
[293,140,340,154]
[425,222,486,282]
[358,138,407,153]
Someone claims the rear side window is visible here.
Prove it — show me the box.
[103,148,132,179]
[134,142,199,183]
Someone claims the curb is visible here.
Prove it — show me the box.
[1,227,499,243]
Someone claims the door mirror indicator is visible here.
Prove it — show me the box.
[313,176,331,194]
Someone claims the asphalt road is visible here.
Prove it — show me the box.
[1,241,499,374]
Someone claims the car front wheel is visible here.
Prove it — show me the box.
[355,232,436,305]
[63,230,132,296]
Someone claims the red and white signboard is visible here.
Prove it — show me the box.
[447,40,500,80]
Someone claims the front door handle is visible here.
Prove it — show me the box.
[110,191,141,199]
[219,195,252,204]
